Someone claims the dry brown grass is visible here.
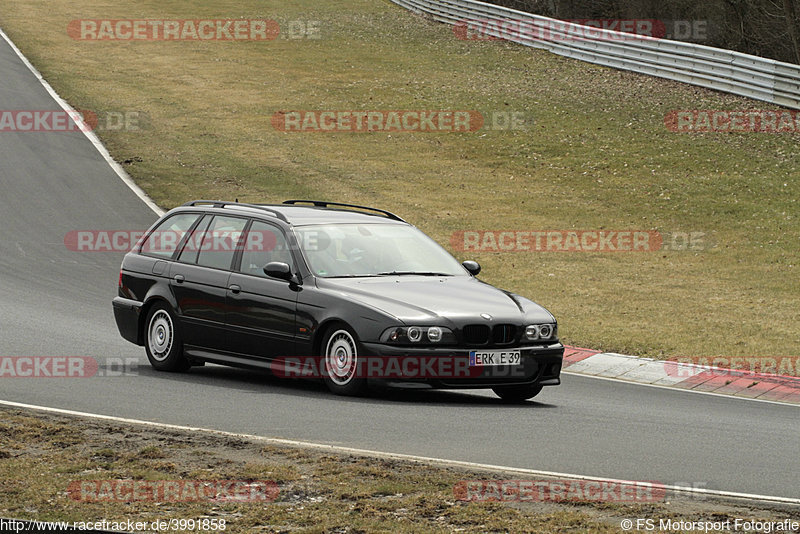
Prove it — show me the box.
[3,408,797,532]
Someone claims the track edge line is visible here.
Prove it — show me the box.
[0,399,797,507]
[0,26,164,217]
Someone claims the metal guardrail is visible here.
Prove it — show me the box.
[390,0,800,109]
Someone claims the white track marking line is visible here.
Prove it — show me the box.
[0,27,164,217]
[0,399,798,507]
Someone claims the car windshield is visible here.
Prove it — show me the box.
[294,223,466,278]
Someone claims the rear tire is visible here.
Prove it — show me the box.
[492,384,543,402]
[321,326,369,396]
[144,303,190,372]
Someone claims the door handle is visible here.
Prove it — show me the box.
[228,284,241,294]
[173,274,185,284]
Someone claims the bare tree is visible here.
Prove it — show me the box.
[784,0,800,62]
[482,0,800,63]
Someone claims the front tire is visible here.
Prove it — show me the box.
[321,326,368,396]
[492,384,543,402]
[144,303,190,372]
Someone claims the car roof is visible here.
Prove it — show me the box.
[176,200,408,227]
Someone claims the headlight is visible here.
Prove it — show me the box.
[407,326,422,342]
[525,325,540,340]
[381,326,455,344]
[538,324,553,339]
[427,326,442,342]
[525,323,557,341]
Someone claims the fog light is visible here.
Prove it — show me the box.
[427,326,442,342]
[407,326,422,342]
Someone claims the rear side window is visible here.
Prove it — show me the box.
[195,215,248,270]
[176,215,212,265]
[139,213,201,259]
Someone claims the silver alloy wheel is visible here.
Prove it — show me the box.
[148,310,173,362]
[325,329,358,386]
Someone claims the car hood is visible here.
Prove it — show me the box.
[317,275,554,325]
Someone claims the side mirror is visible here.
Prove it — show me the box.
[263,261,293,281]
[462,260,481,276]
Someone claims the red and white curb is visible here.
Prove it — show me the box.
[562,346,800,404]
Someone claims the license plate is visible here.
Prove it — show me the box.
[469,350,521,367]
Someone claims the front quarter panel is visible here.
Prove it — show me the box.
[295,278,401,356]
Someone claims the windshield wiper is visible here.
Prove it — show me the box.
[376,271,453,276]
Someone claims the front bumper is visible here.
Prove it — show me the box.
[112,296,143,345]
[360,341,563,389]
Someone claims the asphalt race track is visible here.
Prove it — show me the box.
[0,32,797,502]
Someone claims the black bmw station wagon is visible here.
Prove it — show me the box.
[113,200,563,401]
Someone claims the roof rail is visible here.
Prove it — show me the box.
[282,200,405,222]
[181,200,288,222]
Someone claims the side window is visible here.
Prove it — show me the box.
[238,221,294,277]
[195,216,248,270]
[176,215,212,265]
[139,213,201,259]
